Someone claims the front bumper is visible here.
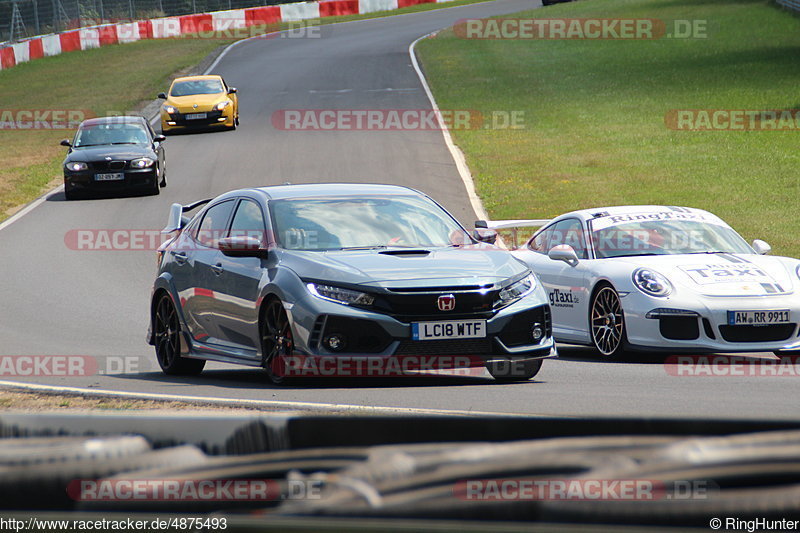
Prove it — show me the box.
[623,291,800,353]
[288,291,557,364]
[64,168,157,192]
[161,109,232,131]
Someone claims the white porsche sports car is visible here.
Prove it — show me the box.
[483,206,800,358]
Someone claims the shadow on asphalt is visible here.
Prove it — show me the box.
[556,344,780,365]
[105,369,554,391]
[46,189,158,202]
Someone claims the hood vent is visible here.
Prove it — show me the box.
[378,249,431,257]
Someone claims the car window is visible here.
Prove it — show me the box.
[528,225,556,254]
[73,123,150,147]
[270,195,464,250]
[170,79,224,97]
[549,218,588,259]
[195,200,235,249]
[229,199,266,243]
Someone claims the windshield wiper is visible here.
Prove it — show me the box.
[109,142,141,145]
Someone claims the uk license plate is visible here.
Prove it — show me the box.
[412,320,487,341]
[185,113,207,120]
[727,310,790,326]
[94,173,124,181]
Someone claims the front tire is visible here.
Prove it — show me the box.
[153,293,205,375]
[486,359,542,382]
[260,298,293,384]
[590,283,628,359]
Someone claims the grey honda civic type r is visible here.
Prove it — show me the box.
[148,183,556,382]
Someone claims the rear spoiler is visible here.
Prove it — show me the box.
[475,219,551,249]
[162,198,212,234]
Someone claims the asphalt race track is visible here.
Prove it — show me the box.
[0,0,796,419]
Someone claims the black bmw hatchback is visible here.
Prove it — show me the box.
[60,116,166,200]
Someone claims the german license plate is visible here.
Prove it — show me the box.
[185,113,207,120]
[727,310,790,326]
[412,320,487,341]
[94,173,124,181]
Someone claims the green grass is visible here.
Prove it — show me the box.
[0,0,490,221]
[417,0,800,256]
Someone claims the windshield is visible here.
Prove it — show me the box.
[590,218,754,258]
[73,123,149,147]
[170,79,224,96]
[270,195,469,250]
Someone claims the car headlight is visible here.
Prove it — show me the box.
[307,283,375,306]
[130,157,155,169]
[215,100,231,111]
[795,264,800,281]
[65,161,88,171]
[633,268,672,297]
[163,105,177,114]
[495,273,537,308]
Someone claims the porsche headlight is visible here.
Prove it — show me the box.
[163,105,177,114]
[633,268,672,297]
[496,273,537,308]
[130,157,155,169]
[65,161,87,171]
[795,264,800,280]
[215,100,231,111]
[307,283,374,306]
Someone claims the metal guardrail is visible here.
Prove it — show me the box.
[776,0,800,12]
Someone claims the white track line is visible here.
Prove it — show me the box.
[409,32,489,222]
[0,379,547,417]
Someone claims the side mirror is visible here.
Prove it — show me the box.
[157,92,167,99]
[60,139,71,147]
[473,228,498,245]
[153,134,166,143]
[752,239,771,255]
[548,244,579,266]
[228,87,237,94]
[474,220,488,228]
[219,236,267,258]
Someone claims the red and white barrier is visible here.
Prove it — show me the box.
[213,10,247,32]
[41,34,62,56]
[0,0,457,71]
[116,22,141,44]
[280,1,321,21]
[79,27,101,49]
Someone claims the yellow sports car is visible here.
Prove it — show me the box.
[158,75,239,134]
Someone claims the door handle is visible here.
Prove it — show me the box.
[170,251,187,264]
[211,263,224,275]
